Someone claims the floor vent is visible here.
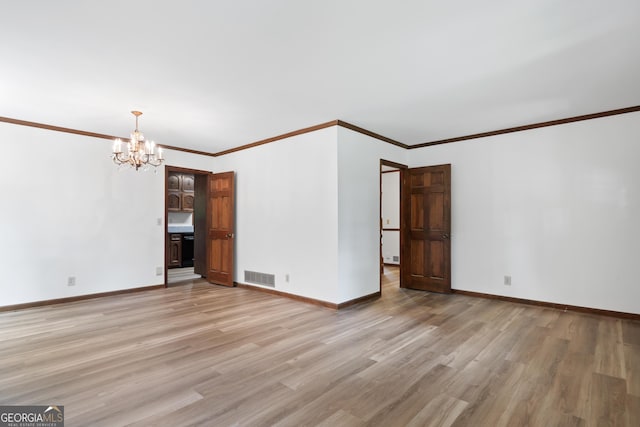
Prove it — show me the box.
[244,270,276,287]
[393,256,400,262]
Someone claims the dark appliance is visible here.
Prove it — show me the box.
[181,233,195,267]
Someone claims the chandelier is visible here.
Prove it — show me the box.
[112,111,164,171]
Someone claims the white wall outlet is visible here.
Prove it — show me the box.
[67,276,76,286]
[504,275,511,286]
[285,274,290,283]
[157,217,162,226]
[156,266,163,276]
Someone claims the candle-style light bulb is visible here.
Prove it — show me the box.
[113,138,123,154]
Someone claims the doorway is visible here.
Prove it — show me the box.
[380,159,407,292]
[165,166,211,286]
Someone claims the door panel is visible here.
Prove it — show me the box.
[429,193,444,229]
[411,240,424,275]
[429,240,445,278]
[411,194,424,229]
[207,171,235,287]
[401,164,451,293]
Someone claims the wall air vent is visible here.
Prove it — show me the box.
[393,256,399,262]
[244,270,276,287]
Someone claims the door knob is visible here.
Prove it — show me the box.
[226,233,234,239]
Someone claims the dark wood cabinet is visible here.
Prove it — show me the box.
[182,193,194,211]
[168,174,181,191]
[168,172,195,212]
[182,174,195,192]
[168,192,181,211]
[168,234,182,268]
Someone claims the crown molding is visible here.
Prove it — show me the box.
[213,120,339,156]
[2,105,639,158]
[336,120,408,149]
[411,105,640,148]
[0,116,122,141]
[0,115,219,157]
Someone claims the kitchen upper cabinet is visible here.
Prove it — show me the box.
[168,192,181,211]
[168,174,181,191]
[182,193,194,211]
[182,174,195,192]
[167,172,195,212]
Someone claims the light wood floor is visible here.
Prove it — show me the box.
[168,267,202,285]
[0,268,638,426]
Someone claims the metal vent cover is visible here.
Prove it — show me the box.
[393,256,399,262]
[244,270,275,287]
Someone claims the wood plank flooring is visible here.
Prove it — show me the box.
[0,267,638,426]
[168,267,202,284]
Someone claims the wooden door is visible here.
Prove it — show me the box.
[401,164,451,293]
[207,171,235,287]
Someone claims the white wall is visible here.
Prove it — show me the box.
[209,124,407,305]
[337,127,406,303]
[407,112,640,314]
[6,112,638,314]
[214,127,341,303]
[0,123,213,307]
[168,211,193,226]
[381,171,400,264]
[0,122,398,307]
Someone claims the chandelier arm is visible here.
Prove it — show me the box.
[112,153,129,165]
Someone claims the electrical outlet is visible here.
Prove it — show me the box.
[285,274,290,283]
[156,217,162,226]
[504,275,511,286]
[67,276,76,286]
[156,267,163,276]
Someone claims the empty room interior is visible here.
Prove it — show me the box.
[1,1,639,426]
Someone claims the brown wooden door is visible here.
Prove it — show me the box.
[401,164,451,293]
[207,171,235,287]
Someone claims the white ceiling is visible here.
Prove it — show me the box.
[2,1,639,153]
